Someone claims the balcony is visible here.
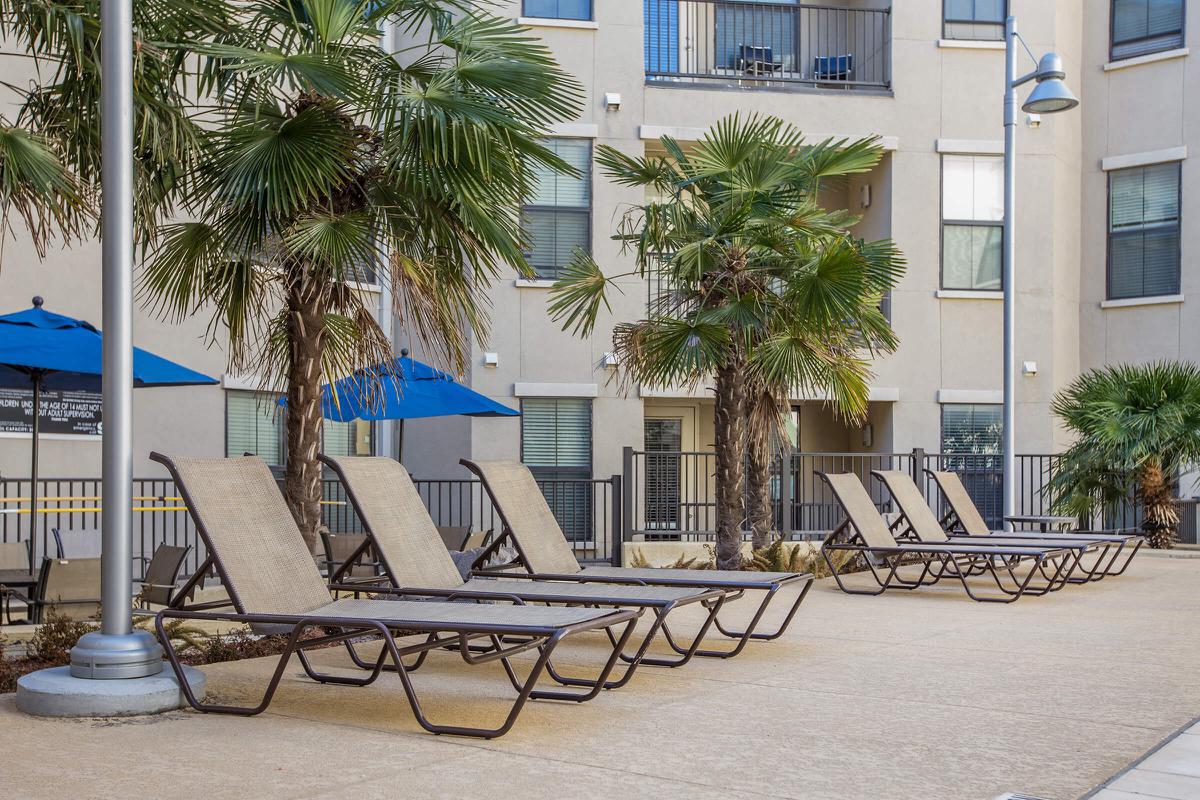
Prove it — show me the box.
[645,1,891,92]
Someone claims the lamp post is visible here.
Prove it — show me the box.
[1001,16,1078,529]
[68,0,164,680]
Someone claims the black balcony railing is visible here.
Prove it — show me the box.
[645,1,891,90]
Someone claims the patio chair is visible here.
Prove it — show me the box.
[151,452,642,739]
[460,459,814,659]
[818,472,1079,602]
[321,455,728,690]
[871,470,1130,585]
[0,539,34,622]
[51,526,103,558]
[319,532,381,580]
[813,53,853,81]
[924,469,1143,577]
[435,525,471,551]
[134,544,192,608]
[13,557,103,622]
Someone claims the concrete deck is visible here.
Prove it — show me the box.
[3,556,1200,800]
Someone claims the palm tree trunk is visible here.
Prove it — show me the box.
[714,359,747,570]
[283,276,326,555]
[1139,459,1179,549]
[746,392,775,551]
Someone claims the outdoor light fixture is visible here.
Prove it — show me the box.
[1000,18,1079,530]
[1021,54,1079,115]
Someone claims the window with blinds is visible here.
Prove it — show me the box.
[644,418,682,530]
[942,155,1004,291]
[226,390,370,466]
[1108,162,1181,300]
[1111,0,1184,60]
[226,391,285,465]
[944,0,1006,41]
[523,139,591,280]
[521,398,593,541]
[523,0,591,20]
[941,403,1003,528]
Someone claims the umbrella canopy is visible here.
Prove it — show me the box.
[0,297,218,537]
[309,354,518,422]
[0,299,216,391]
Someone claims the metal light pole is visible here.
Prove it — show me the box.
[69,0,164,679]
[1001,16,1078,530]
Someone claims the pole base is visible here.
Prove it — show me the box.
[69,630,164,679]
[16,664,205,717]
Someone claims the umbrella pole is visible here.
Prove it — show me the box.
[30,372,40,557]
[398,418,405,463]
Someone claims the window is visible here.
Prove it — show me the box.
[523,139,591,280]
[940,404,1003,528]
[1108,162,1181,300]
[226,390,369,466]
[944,0,1006,41]
[521,398,593,541]
[941,155,1003,291]
[1111,0,1184,61]
[523,0,592,22]
[644,419,682,530]
[226,391,285,465]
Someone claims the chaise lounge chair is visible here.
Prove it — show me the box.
[924,469,1143,577]
[152,452,642,739]
[818,471,1080,602]
[871,470,1126,584]
[319,455,727,689]
[460,459,813,658]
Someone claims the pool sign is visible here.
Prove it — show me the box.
[0,387,103,436]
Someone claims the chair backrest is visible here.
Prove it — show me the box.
[322,456,466,590]
[462,530,491,551]
[819,472,901,550]
[0,540,31,571]
[320,532,377,579]
[436,526,471,551]
[54,526,103,558]
[36,557,101,621]
[872,471,951,544]
[140,544,192,606]
[461,459,583,575]
[151,453,333,616]
[927,470,992,535]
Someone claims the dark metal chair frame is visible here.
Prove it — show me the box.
[461,459,814,660]
[152,452,643,739]
[817,472,1081,603]
[319,454,729,691]
[870,470,1123,587]
[924,468,1144,579]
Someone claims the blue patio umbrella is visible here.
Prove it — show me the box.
[281,349,518,459]
[0,297,218,527]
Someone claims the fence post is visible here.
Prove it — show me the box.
[621,446,635,566]
[780,447,794,538]
[910,447,926,488]
[609,474,623,566]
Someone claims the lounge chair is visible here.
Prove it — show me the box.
[152,452,642,739]
[460,459,813,658]
[871,470,1125,584]
[320,455,728,689]
[319,532,380,579]
[818,472,1079,602]
[925,469,1143,577]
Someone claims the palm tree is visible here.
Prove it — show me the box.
[550,115,904,568]
[3,0,582,552]
[1049,361,1200,549]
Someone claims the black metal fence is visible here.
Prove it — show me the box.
[644,0,891,90]
[0,474,622,577]
[622,447,1174,542]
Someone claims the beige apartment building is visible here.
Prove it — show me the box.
[0,1,1194,539]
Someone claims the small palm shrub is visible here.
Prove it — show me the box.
[1050,361,1200,549]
